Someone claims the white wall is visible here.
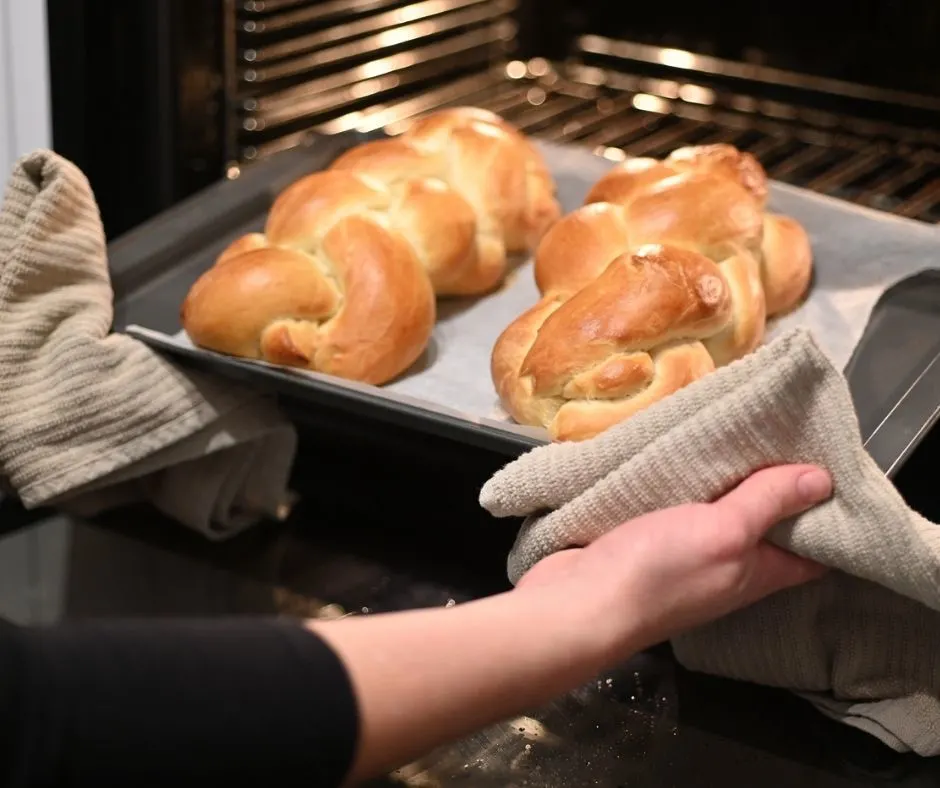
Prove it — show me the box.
[0,1,62,624]
[0,0,52,180]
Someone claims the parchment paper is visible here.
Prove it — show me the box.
[137,141,940,435]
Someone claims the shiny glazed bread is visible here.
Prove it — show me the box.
[491,144,814,441]
[181,107,561,386]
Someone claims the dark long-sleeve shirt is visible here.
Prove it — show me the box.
[0,618,359,787]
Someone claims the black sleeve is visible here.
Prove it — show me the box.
[0,617,359,788]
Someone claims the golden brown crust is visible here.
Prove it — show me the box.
[216,233,268,266]
[329,109,561,292]
[551,342,716,442]
[182,107,560,385]
[702,252,767,366]
[491,296,566,430]
[403,107,560,251]
[665,144,769,205]
[182,247,341,365]
[761,214,814,316]
[493,245,729,440]
[313,215,437,384]
[533,203,631,297]
[522,246,732,397]
[181,219,436,385]
[494,143,813,441]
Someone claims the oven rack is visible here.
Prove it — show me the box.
[229,1,940,223]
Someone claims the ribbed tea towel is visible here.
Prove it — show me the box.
[481,328,940,756]
[0,149,297,538]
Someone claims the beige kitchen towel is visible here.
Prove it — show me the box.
[481,328,940,756]
[0,149,297,538]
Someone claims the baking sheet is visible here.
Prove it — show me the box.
[127,140,940,442]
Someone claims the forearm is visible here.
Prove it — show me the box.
[1,618,358,788]
[311,586,628,785]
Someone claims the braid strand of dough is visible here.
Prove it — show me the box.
[491,144,814,442]
[182,108,561,386]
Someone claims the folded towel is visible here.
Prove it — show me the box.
[481,329,940,756]
[0,149,297,538]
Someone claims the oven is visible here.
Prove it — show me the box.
[28,3,940,781]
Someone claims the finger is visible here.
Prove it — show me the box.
[741,542,828,606]
[714,464,832,542]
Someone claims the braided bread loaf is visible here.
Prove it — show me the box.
[491,144,814,442]
[181,108,561,385]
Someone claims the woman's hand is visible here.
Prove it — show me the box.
[316,463,832,785]
[516,464,832,656]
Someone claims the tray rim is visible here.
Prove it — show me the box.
[127,326,549,458]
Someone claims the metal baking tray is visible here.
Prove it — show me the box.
[113,130,940,470]
[115,129,547,457]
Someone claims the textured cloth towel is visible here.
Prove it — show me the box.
[481,328,940,756]
[0,149,297,538]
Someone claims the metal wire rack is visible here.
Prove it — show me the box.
[229,0,940,223]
